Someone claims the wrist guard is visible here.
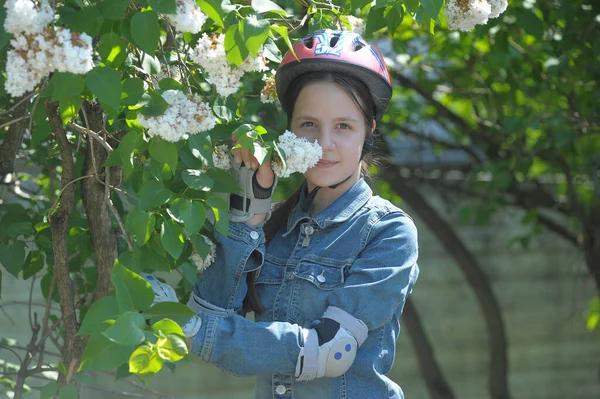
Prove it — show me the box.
[228,159,277,223]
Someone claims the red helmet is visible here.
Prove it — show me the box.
[276,29,392,122]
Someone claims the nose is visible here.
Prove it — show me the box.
[317,128,335,151]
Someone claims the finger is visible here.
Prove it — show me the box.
[233,147,242,164]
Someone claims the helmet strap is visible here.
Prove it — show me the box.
[300,139,372,213]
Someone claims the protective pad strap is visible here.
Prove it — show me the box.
[296,328,319,381]
[322,306,368,346]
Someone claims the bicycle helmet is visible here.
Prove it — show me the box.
[276,29,392,122]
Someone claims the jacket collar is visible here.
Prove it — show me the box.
[284,177,372,235]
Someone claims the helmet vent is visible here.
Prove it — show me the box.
[330,36,339,47]
[352,42,365,51]
[304,36,315,49]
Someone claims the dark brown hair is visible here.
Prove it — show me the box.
[243,72,377,314]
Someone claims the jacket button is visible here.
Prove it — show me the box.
[250,231,259,240]
[285,272,295,280]
[275,384,287,395]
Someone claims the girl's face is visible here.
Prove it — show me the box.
[290,81,371,191]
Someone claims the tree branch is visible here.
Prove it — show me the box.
[46,100,88,386]
[0,96,29,180]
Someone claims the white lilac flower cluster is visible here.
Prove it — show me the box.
[260,70,277,104]
[4,0,52,35]
[445,0,508,31]
[4,0,94,97]
[272,131,323,178]
[137,90,216,142]
[166,0,207,34]
[191,33,269,97]
[212,144,232,170]
[190,236,216,272]
[342,15,365,36]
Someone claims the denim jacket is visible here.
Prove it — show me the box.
[190,177,419,399]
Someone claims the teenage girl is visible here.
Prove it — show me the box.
[144,29,419,399]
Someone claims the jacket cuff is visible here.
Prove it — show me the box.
[189,312,220,363]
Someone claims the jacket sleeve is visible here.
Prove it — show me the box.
[189,312,303,376]
[327,211,419,331]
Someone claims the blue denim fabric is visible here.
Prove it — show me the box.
[190,177,419,398]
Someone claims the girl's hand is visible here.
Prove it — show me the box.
[231,135,275,190]
[231,135,275,226]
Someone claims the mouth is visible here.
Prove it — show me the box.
[315,160,337,168]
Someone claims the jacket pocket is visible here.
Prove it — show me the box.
[294,257,349,290]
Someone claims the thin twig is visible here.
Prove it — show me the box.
[0,345,24,363]
[69,121,113,152]
[0,92,36,116]
[47,174,98,214]
[0,115,28,130]
[28,275,36,331]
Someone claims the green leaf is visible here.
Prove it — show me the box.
[158,77,185,92]
[385,5,403,34]
[102,311,146,346]
[152,318,185,336]
[139,91,169,117]
[129,345,163,375]
[149,137,178,172]
[98,32,127,68]
[170,199,206,237]
[224,24,248,67]
[118,130,145,178]
[0,241,27,278]
[38,382,59,399]
[160,219,185,259]
[80,333,134,371]
[31,119,52,147]
[59,385,77,399]
[131,10,160,54]
[182,169,214,191]
[145,301,195,326]
[251,0,287,16]
[140,246,171,272]
[242,16,270,57]
[188,134,214,168]
[100,0,132,20]
[365,6,387,37]
[85,67,122,112]
[515,8,544,39]
[206,168,241,194]
[420,0,443,21]
[59,97,82,127]
[139,180,171,210]
[206,195,229,236]
[270,25,294,58]
[149,0,177,14]
[78,295,120,335]
[22,250,45,280]
[50,72,84,102]
[156,334,187,361]
[121,78,145,106]
[57,6,104,37]
[126,208,156,246]
[112,262,155,312]
[197,0,225,27]
[141,54,161,75]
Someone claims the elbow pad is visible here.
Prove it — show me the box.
[295,307,368,381]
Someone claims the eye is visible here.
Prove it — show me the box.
[301,121,316,128]
[337,123,351,130]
